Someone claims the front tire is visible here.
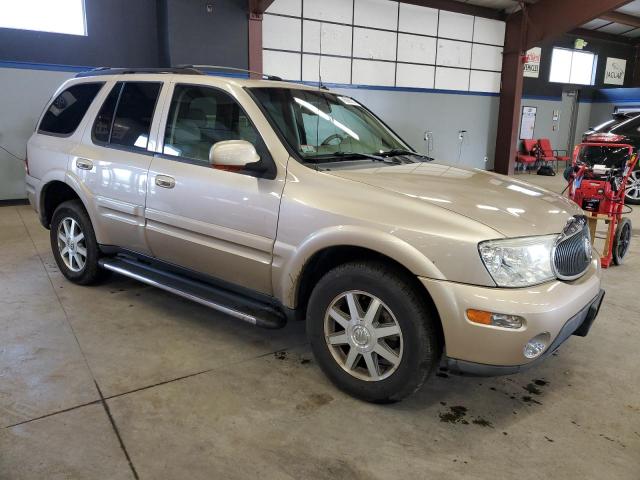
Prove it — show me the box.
[50,200,107,285]
[306,261,442,403]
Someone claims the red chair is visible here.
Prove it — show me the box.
[538,138,570,170]
[516,139,538,173]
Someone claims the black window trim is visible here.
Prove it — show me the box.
[37,81,106,138]
[156,82,277,179]
[90,80,164,156]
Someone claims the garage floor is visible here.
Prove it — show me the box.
[1,174,638,480]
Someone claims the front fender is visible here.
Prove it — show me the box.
[272,225,445,309]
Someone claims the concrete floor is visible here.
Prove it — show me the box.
[1,175,639,479]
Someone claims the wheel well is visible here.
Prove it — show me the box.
[295,246,444,344]
[41,181,80,228]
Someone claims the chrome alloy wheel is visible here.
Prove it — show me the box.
[626,171,640,202]
[57,217,87,272]
[323,291,403,382]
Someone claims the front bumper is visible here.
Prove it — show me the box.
[420,258,602,373]
[447,289,604,376]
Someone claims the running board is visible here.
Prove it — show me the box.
[99,257,286,329]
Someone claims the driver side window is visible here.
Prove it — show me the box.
[163,85,261,165]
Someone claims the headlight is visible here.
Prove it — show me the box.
[479,235,557,287]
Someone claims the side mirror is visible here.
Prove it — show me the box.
[209,140,260,169]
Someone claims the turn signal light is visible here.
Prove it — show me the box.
[466,309,524,329]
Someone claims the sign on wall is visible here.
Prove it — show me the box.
[519,106,537,140]
[523,47,541,78]
[604,57,627,86]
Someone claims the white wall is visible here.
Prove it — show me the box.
[263,0,505,94]
[0,67,74,200]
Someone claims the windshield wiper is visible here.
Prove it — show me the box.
[304,151,398,164]
[378,149,433,161]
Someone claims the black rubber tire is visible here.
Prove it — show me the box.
[306,261,442,403]
[50,200,108,285]
[612,217,632,266]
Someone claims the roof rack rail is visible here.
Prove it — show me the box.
[75,66,204,78]
[178,64,283,81]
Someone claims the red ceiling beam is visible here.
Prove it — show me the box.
[249,0,275,15]
[512,0,634,51]
[397,0,503,20]
[568,27,635,45]
[600,11,640,28]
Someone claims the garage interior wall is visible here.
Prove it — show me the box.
[514,33,637,156]
[0,0,247,200]
[262,0,505,169]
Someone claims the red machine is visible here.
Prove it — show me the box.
[567,141,637,267]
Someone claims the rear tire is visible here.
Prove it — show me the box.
[306,261,442,403]
[613,217,632,265]
[50,200,107,285]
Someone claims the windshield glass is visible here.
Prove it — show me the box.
[249,87,412,161]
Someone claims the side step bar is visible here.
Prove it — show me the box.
[99,257,286,329]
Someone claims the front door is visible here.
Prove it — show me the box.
[144,83,284,295]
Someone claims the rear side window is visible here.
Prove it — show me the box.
[39,83,103,136]
[92,81,162,150]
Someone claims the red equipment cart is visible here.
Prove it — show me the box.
[567,141,637,268]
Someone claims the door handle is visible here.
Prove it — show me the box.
[76,158,94,170]
[155,175,176,189]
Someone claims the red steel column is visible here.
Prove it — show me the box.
[248,11,263,78]
[494,17,524,175]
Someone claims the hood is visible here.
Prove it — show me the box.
[327,162,580,237]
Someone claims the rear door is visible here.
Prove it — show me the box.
[144,82,285,295]
[74,80,165,254]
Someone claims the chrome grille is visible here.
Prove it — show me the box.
[553,216,591,280]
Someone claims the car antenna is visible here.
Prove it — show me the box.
[318,23,328,90]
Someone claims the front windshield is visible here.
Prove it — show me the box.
[249,87,413,161]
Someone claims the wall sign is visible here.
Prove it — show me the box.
[523,47,541,78]
[519,106,537,140]
[604,57,627,86]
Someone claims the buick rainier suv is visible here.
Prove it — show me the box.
[26,67,604,402]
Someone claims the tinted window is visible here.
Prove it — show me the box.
[39,83,103,135]
[92,83,121,143]
[111,82,161,150]
[163,85,262,164]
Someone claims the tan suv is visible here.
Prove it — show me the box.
[26,67,604,402]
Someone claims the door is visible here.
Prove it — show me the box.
[144,83,284,295]
[558,89,579,153]
[75,80,164,254]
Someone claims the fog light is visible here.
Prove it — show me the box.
[524,333,550,359]
[466,309,524,329]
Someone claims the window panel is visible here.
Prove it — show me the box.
[109,82,161,150]
[0,0,86,36]
[163,85,262,165]
[92,83,122,143]
[549,47,596,85]
[549,48,573,83]
[39,83,103,136]
[569,50,596,85]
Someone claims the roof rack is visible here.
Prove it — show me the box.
[75,66,204,78]
[178,64,283,81]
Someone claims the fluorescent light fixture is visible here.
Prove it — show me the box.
[0,0,87,36]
